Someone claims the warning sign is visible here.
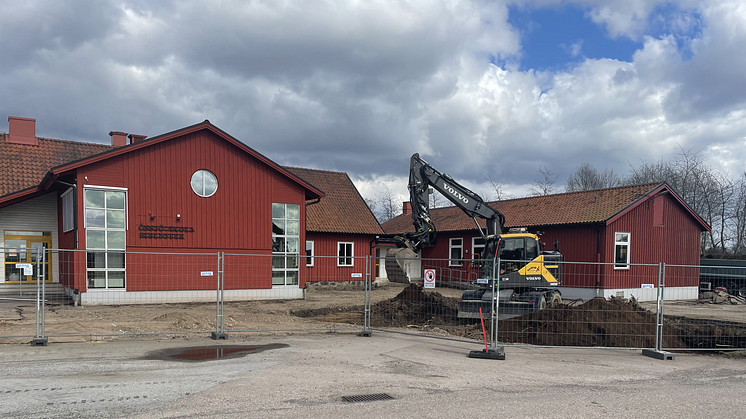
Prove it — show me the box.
[423,269,436,289]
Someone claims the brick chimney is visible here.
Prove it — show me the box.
[402,201,412,215]
[109,131,128,147]
[128,133,147,144]
[6,116,38,145]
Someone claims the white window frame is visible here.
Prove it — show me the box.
[614,232,631,270]
[337,242,354,267]
[449,238,463,266]
[84,186,128,290]
[61,188,74,233]
[472,237,486,261]
[306,240,314,267]
[272,203,301,286]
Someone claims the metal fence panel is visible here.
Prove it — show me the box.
[219,253,368,334]
[370,257,663,349]
[662,264,746,351]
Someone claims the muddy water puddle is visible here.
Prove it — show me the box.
[142,344,288,362]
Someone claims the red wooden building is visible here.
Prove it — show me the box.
[383,184,711,301]
[0,117,382,304]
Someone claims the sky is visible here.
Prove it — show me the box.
[1,0,745,208]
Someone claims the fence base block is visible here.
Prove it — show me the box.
[642,349,675,360]
[468,347,506,360]
[31,338,48,347]
[211,332,229,340]
[359,330,372,337]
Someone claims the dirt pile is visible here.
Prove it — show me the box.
[363,285,746,349]
[370,283,458,327]
[699,290,746,305]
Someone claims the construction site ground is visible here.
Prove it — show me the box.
[1,282,745,351]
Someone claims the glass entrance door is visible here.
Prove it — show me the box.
[3,231,52,283]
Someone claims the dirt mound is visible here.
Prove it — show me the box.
[358,285,746,349]
[370,283,458,327]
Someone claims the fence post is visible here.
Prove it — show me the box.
[31,246,47,346]
[211,252,228,340]
[469,255,505,359]
[360,255,372,337]
[642,262,674,360]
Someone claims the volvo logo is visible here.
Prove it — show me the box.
[443,182,469,204]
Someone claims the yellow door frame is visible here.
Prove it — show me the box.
[3,231,53,283]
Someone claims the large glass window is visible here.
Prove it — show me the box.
[614,232,630,269]
[85,188,126,289]
[62,188,74,232]
[498,237,527,273]
[337,242,353,267]
[449,238,463,266]
[272,203,300,285]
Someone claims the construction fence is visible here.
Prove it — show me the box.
[1,248,744,354]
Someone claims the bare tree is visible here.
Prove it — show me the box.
[486,174,512,201]
[530,166,559,196]
[566,163,622,192]
[373,183,401,223]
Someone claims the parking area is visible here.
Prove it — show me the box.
[1,332,745,418]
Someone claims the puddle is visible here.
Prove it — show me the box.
[142,344,288,362]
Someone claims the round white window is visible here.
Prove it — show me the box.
[190,170,218,197]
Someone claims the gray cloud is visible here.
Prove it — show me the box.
[1,0,745,203]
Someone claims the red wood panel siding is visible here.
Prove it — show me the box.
[302,233,373,286]
[605,194,700,288]
[70,130,311,291]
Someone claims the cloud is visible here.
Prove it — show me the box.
[1,0,745,206]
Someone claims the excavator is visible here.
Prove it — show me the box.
[378,153,563,319]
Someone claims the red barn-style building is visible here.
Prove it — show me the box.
[383,184,710,301]
[0,117,381,304]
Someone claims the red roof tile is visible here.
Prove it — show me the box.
[285,167,384,235]
[383,183,667,234]
[0,133,114,197]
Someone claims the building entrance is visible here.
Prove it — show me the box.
[3,231,52,283]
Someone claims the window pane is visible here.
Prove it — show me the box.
[87,230,106,249]
[106,191,125,209]
[286,220,300,236]
[190,171,203,195]
[286,238,299,253]
[107,231,126,250]
[286,204,300,220]
[108,252,125,269]
[272,220,285,236]
[86,190,105,208]
[203,171,218,196]
[452,238,462,246]
[272,237,285,253]
[87,252,106,269]
[86,208,105,228]
[106,210,125,229]
[108,271,125,288]
[287,256,298,269]
[272,203,285,219]
[272,256,285,269]
[88,271,106,288]
[450,248,461,260]
[615,245,628,264]
[272,271,285,285]
[286,271,298,285]
[616,233,628,243]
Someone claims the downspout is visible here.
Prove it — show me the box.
[593,225,602,297]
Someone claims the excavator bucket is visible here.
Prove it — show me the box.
[384,248,420,284]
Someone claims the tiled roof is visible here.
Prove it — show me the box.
[383,183,662,234]
[0,133,114,197]
[285,167,384,235]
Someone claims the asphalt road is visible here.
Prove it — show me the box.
[1,333,745,419]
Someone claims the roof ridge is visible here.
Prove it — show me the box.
[284,165,347,175]
[491,182,660,204]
